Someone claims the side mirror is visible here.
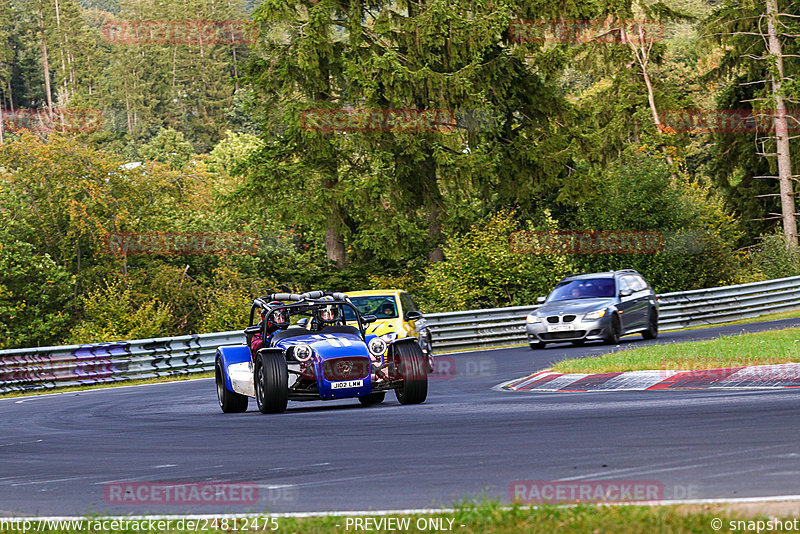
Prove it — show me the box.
[296,318,309,328]
[404,310,423,321]
[536,296,546,304]
[619,289,633,297]
[361,314,377,324]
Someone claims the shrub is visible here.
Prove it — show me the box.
[68,280,173,343]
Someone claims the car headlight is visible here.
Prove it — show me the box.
[379,332,398,342]
[368,337,387,357]
[584,309,607,320]
[294,343,313,362]
[526,314,541,324]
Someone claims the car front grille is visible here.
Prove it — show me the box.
[547,315,577,323]
[322,357,370,381]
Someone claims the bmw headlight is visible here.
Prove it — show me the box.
[584,309,607,321]
[526,314,541,324]
[379,332,398,342]
[368,337,387,357]
[294,343,313,362]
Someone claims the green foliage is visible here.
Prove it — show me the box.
[206,130,265,176]
[422,211,571,310]
[67,279,173,343]
[0,226,74,349]
[139,128,196,170]
[749,231,800,280]
[565,149,743,291]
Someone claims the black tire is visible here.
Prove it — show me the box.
[393,342,428,405]
[571,340,585,346]
[358,392,386,406]
[254,351,288,414]
[603,314,621,345]
[215,356,248,413]
[529,341,546,350]
[642,310,659,340]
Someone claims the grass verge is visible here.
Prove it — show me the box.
[5,501,800,533]
[552,326,800,374]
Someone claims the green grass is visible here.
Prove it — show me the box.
[553,326,800,374]
[5,502,799,533]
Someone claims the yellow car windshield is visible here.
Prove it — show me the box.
[345,296,398,320]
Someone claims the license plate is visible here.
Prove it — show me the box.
[331,380,364,389]
[548,324,574,332]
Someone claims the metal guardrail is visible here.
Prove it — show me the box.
[424,275,800,352]
[2,275,799,393]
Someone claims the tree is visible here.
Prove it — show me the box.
[704,0,799,249]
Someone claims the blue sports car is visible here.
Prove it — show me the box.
[215,291,428,414]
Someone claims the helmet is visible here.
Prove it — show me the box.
[320,305,338,322]
[266,301,289,330]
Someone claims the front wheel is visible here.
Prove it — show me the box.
[255,352,288,414]
[216,356,248,413]
[642,310,659,340]
[393,342,428,405]
[358,392,386,406]
[603,314,621,345]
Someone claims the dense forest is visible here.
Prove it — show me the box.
[1,0,799,348]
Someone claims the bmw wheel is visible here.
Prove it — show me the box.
[603,314,621,345]
[642,310,659,340]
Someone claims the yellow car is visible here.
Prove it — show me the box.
[345,289,434,371]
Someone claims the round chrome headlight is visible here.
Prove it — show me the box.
[368,337,387,357]
[294,343,313,362]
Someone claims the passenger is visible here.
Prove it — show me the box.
[250,304,289,355]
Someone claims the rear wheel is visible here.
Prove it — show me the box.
[255,352,288,414]
[393,342,428,405]
[642,310,659,340]
[215,356,248,413]
[603,314,621,345]
[358,392,386,406]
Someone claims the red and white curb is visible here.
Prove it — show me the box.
[498,363,800,392]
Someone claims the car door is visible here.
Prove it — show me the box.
[616,276,641,331]
[623,274,648,329]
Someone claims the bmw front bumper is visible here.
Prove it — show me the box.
[525,314,612,344]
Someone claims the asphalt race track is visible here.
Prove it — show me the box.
[1,318,799,516]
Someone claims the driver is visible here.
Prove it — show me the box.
[381,303,395,317]
[250,303,289,355]
[310,304,339,331]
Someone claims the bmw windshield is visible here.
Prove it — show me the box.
[547,278,616,302]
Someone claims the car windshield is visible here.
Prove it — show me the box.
[344,296,398,320]
[548,278,616,301]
